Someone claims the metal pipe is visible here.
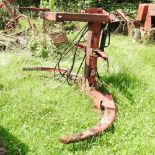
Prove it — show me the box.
[23,67,68,74]
[60,90,116,144]
[23,67,116,144]
[22,67,82,79]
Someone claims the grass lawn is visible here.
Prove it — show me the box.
[0,35,155,155]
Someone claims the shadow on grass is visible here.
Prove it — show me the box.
[0,126,29,155]
[65,71,145,153]
[100,71,145,104]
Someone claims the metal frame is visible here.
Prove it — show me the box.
[40,11,109,22]
[136,4,155,31]
[24,8,116,144]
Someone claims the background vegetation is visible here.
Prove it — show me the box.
[14,0,153,12]
[1,0,155,154]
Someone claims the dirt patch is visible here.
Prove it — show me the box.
[0,32,28,52]
[0,140,7,155]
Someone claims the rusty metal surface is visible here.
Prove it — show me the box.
[24,8,116,144]
[23,67,82,79]
[82,8,108,14]
[85,21,101,86]
[75,43,86,50]
[23,67,68,74]
[93,48,108,61]
[57,8,115,144]
[39,12,110,23]
[147,4,155,16]
[116,9,130,22]
[109,9,130,24]
[144,4,155,31]
[136,4,155,31]
[50,32,68,44]
[136,4,149,22]
[0,3,3,8]
[60,90,116,144]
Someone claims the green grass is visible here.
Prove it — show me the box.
[0,35,155,155]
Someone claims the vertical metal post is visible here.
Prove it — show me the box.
[85,21,102,87]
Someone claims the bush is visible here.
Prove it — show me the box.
[40,0,55,10]
[28,35,56,59]
[16,0,40,7]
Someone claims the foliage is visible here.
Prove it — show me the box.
[54,0,148,13]
[16,0,40,7]
[27,35,56,59]
[40,0,55,10]
[14,0,152,13]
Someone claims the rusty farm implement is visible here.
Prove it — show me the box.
[113,3,155,41]
[134,3,155,41]
[23,8,116,144]
[0,0,50,30]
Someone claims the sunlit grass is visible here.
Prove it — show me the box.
[0,35,155,154]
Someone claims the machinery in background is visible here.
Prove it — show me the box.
[135,3,155,41]
[133,3,155,42]
[0,0,50,30]
[108,3,155,42]
[0,0,32,30]
[136,4,155,32]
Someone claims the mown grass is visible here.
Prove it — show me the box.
[0,35,155,155]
